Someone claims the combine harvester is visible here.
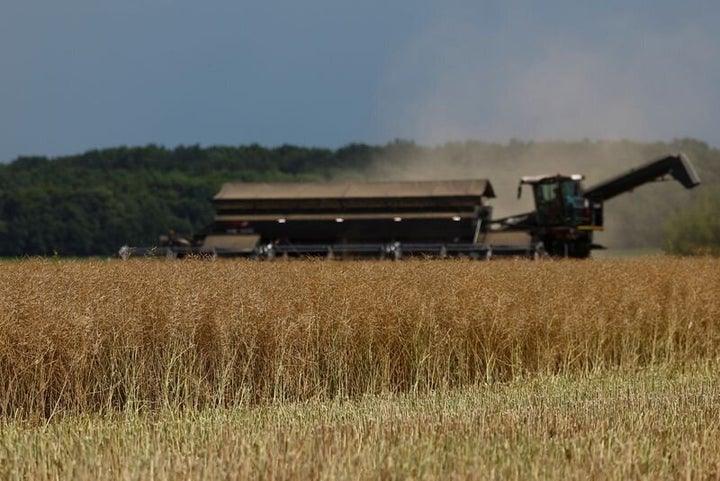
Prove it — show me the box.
[120,153,700,260]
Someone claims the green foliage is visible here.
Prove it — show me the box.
[0,144,372,256]
[664,186,720,255]
[0,139,718,256]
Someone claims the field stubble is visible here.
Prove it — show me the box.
[2,366,719,480]
[0,257,719,479]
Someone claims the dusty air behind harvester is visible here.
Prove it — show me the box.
[119,153,700,259]
[490,153,700,257]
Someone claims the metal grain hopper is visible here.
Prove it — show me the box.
[201,179,524,258]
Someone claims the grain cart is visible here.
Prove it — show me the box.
[201,179,517,259]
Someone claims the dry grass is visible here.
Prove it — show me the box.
[0,257,718,419]
[1,366,719,480]
[1,257,720,480]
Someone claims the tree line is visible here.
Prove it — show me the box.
[0,139,717,256]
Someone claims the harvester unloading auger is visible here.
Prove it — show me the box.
[120,153,700,260]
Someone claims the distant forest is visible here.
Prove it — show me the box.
[0,139,718,257]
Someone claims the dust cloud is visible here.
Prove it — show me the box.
[371,9,716,148]
[362,140,690,248]
[363,11,713,248]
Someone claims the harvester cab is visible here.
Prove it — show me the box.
[518,174,603,230]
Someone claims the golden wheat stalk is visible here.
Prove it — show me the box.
[0,257,717,419]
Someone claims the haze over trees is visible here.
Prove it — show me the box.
[0,139,717,256]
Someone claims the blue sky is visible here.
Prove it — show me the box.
[1,0,718,162]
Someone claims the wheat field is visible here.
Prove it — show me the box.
[0,257,719,479]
